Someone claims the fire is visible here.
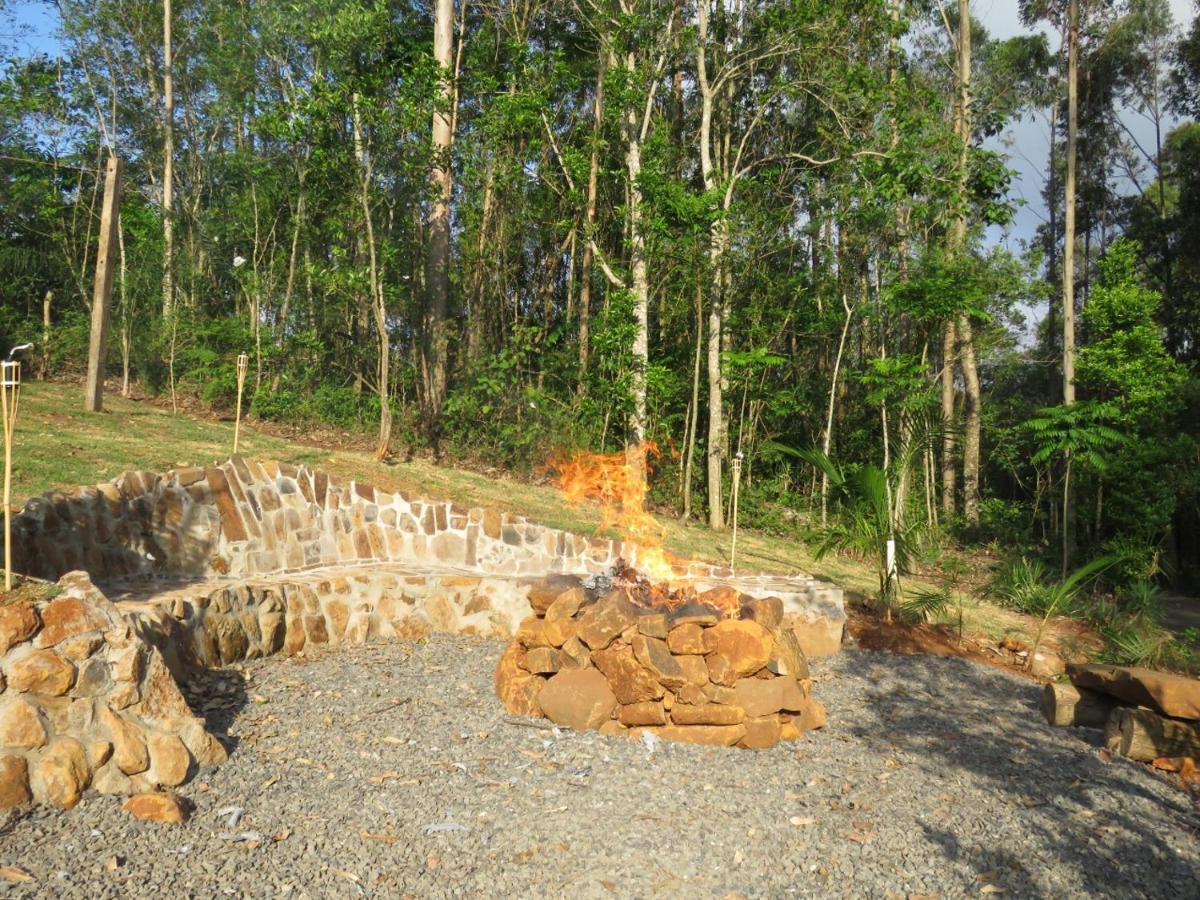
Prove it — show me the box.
[549,441,676,581]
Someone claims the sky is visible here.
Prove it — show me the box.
[3,0,1198,256]
[977,0,1197,254]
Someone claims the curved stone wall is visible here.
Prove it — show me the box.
[1,459,845,811]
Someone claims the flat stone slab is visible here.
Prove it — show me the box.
[1067,662,1200,721]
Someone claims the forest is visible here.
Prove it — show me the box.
[1,0,1198,607]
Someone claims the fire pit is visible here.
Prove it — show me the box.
[495,563,826,749]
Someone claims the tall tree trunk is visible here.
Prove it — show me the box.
[1062,0,1079,572]
[423,0,454,441]
[352,95,391,459]
[161,0,175,319]
[623,52,649,455]
[941,320,957,516]
[681,277,703,519]
[579,55,605,381]
[955,0,981,526]
[697,2,725,530]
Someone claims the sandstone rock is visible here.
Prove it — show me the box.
[671,703,746,726]
[33,737,89,809]
[58,633,103,662]
[0,755,31,808]
[178,718,228,767]
[768,626,810,680]
[697,586,741,617]
[75,657,112,697]
[91,764,133,795]
[1031,651,1066,678]
[123,792,189,824]
[778,677,809,712]
[7,649,75,696]
[739,596,784,631]
[494,641,544,717]
[558,636,592,670]
[0,602,40,654]
[526,647,562,675]
[706,620,774,685]
[630,634,688,689]
[732,678,784,717]
[636,613,669,640]
[668,605,720,628]
[514,617,552,650]
[0,698,47,750]
[578,594,637,650]
[779,720,802,741]
[528,576,583,614]
[541,616,577,648]
[649,724,746,747]
[88,740,114,768]
[591,644,663,704]
[537,669,617,732]
[34,595,111,648]
[109,645,142,683]
[147,732,191,787]
[702,683,740,705]
[674,655,707,687]
[786,615,843,658]
[618,701,667,727]
[666,623,706,655]
[674,684,707,705]
[740,716,782,749]
[545,588,586,622]
[598,720,628,737]
[1068,663,1200,721]
[99,705,149,775]
[796,700,827,731]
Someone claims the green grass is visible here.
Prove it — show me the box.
[7,381,1058,648]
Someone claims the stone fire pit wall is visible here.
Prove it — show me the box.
[496,577,827,749]
[1,460,844,810]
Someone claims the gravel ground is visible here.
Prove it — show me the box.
[2,635,1198,899]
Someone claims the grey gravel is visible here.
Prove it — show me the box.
[2,635,1197,899]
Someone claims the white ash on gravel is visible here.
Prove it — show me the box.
[1,635,1197,898]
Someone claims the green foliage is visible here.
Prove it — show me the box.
[1027,401,1125,473]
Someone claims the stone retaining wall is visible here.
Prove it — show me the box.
[0,573,225,810]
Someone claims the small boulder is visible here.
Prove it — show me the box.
[537,669,617,732]
[123,792,189,824]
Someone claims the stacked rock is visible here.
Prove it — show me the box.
[0,572,225,811]
[495,575,826,749]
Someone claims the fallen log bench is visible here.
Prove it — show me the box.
[1103,707,1200,763]
[1040,683,1118,728]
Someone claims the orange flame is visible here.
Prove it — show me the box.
[549,441,675,581]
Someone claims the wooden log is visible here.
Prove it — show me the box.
[1104,707,1200,762]
[1040,682,1116,728]
[84,153,123,413]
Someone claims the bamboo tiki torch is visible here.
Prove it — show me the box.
[234,352,249,455]
[2,359,22,591]
[730,452,743,571]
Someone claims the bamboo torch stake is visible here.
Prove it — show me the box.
[2,360,22,591]
[730,452,743,571]
[234,353,249,455]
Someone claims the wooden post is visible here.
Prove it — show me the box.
[2,360,21,591]
[84,153,123,413]
[40,290,52,379]
[234,353,249,454]
[730,452,743,569]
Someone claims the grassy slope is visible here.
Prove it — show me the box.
[11,381,1040,645]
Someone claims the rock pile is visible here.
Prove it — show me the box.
[0,572,225,811]
[495,576,826,748]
